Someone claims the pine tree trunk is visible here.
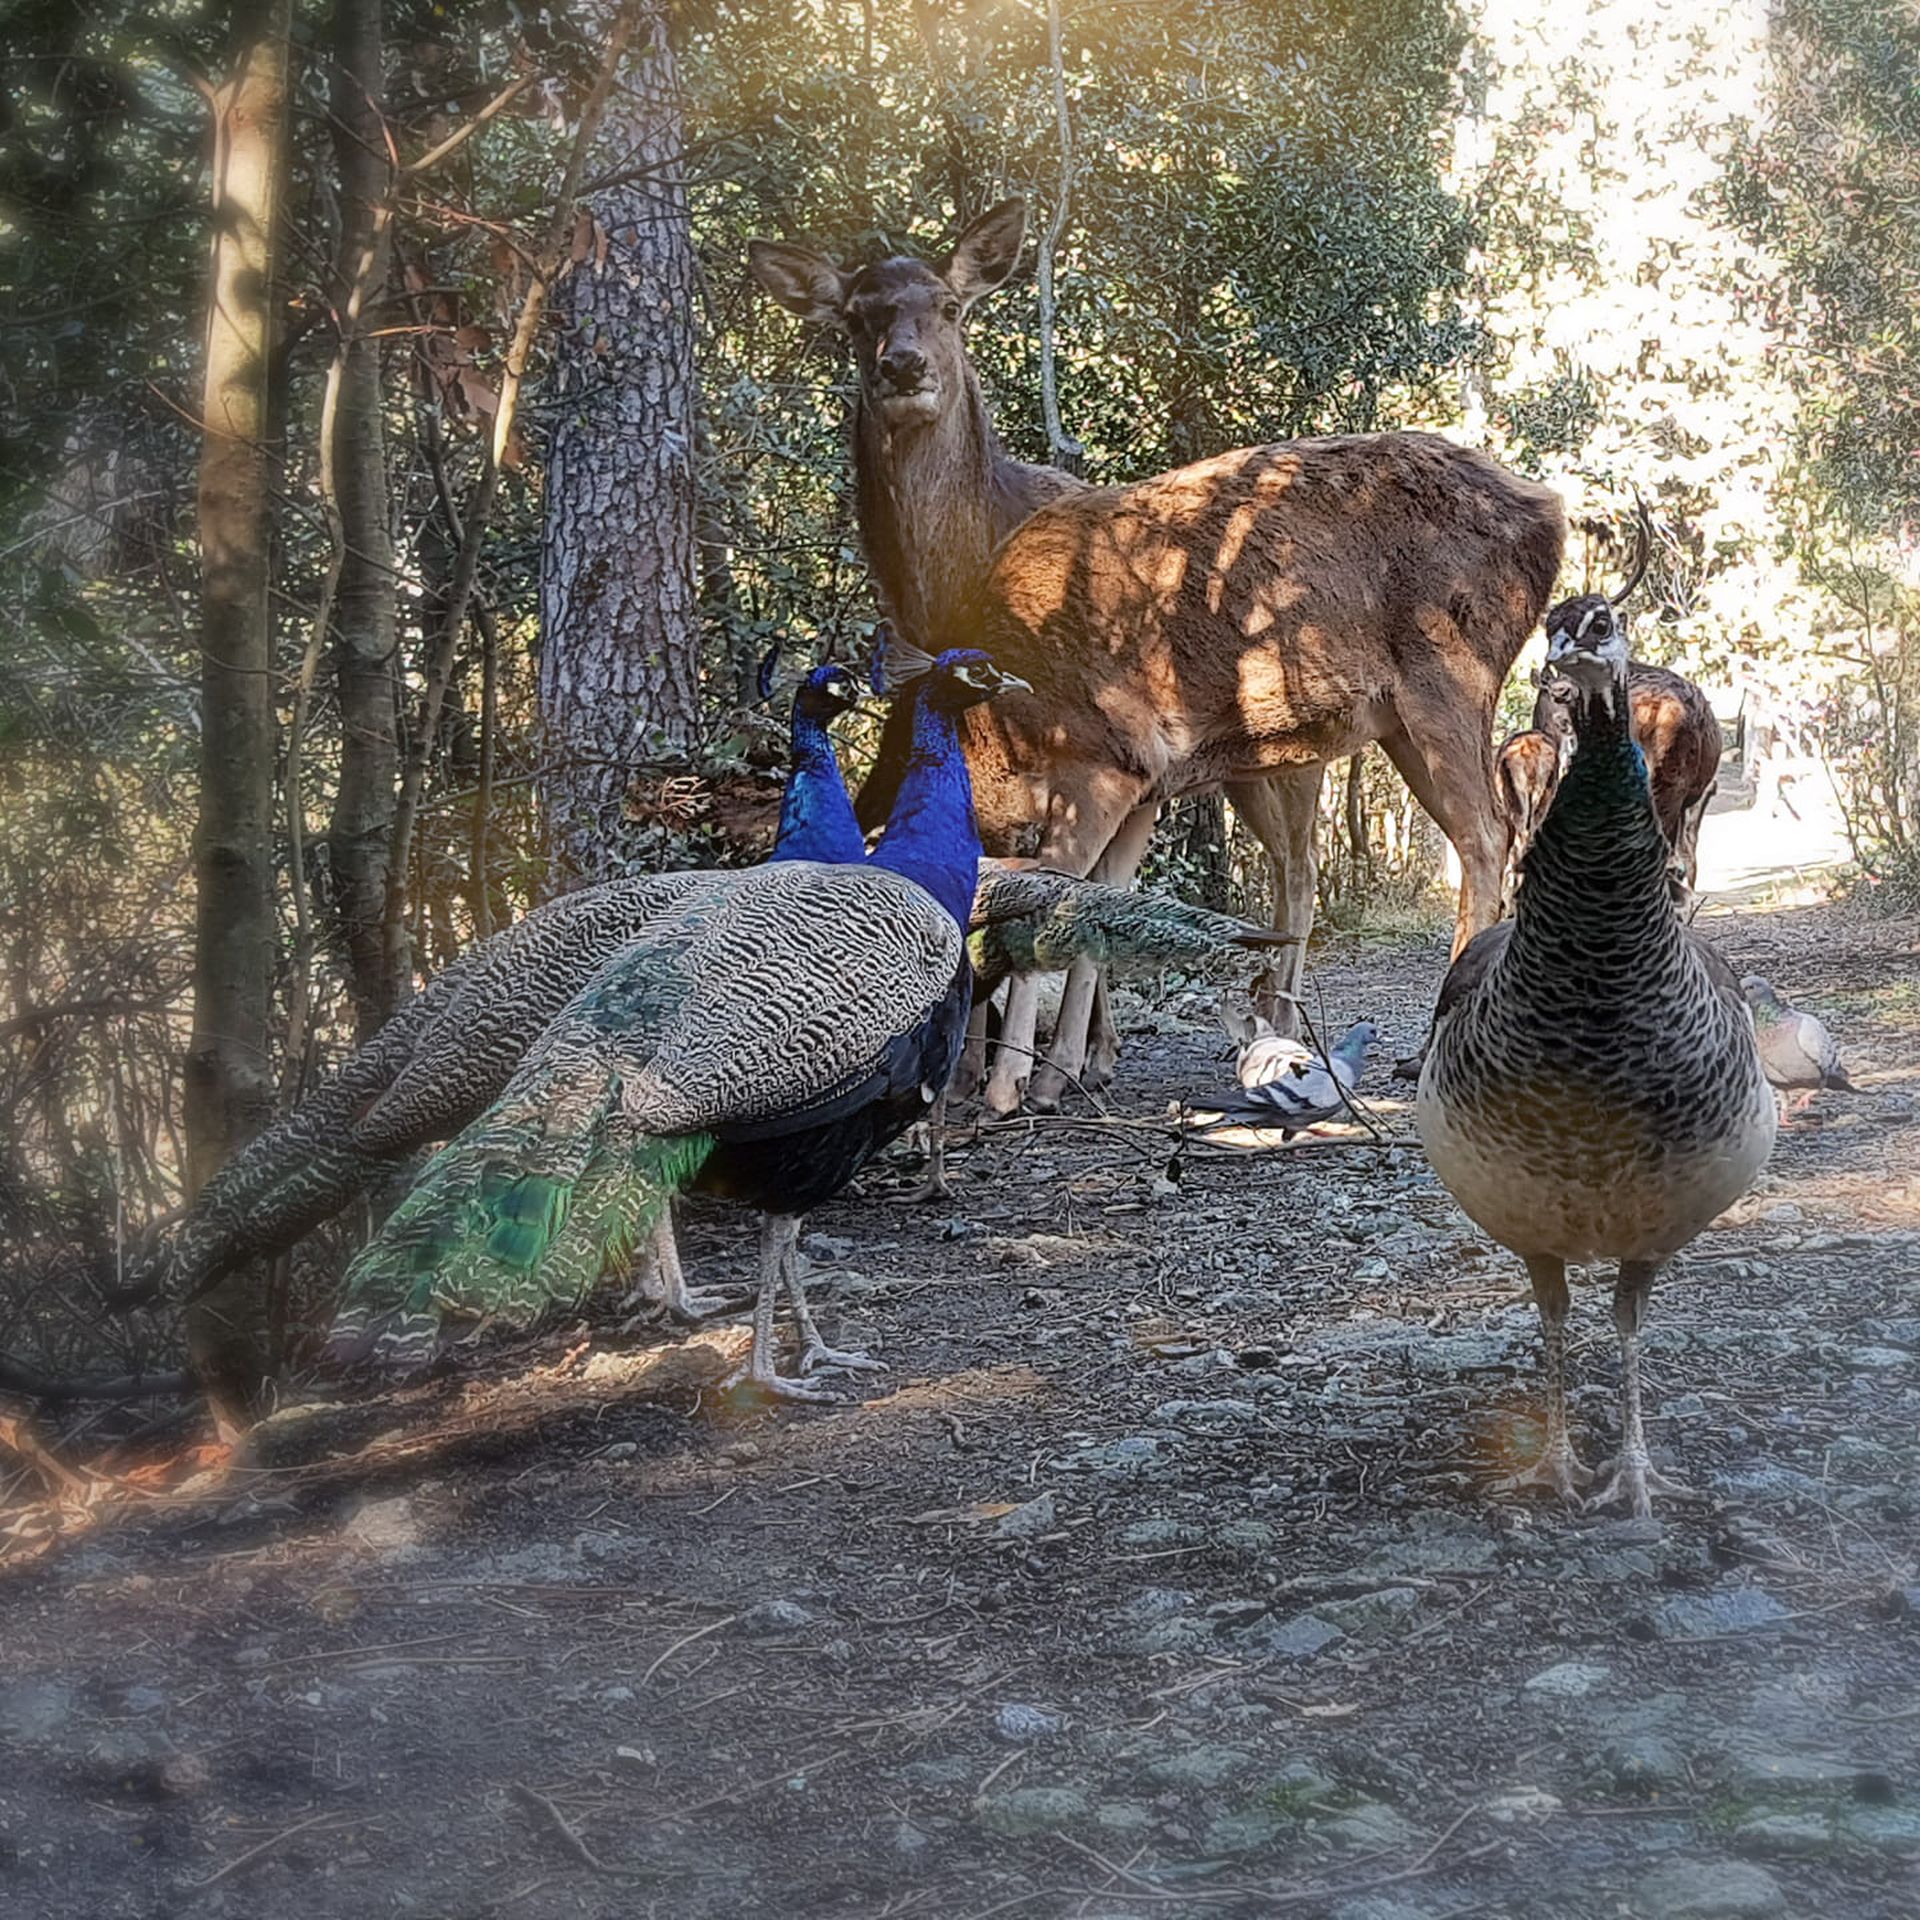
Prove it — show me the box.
[183,0,292,1425]
[538,1,698,882]
[325,0,401,1039]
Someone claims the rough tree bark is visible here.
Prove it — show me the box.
[324,0,401,1038]
[183,0,293,1424]
[538,0,699,882]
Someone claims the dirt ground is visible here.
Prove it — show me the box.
[2,898,1917,1920]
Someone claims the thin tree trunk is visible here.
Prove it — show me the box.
[1035,0,1083,477]
[538,0,699,882]
[183,0,293,1425]
[325,0,402,1038]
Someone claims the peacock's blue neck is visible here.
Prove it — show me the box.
[769,705,865,865]
[868,693,982,928]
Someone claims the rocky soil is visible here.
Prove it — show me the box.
[1,900,1917,1920]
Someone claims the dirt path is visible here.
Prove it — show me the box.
[2,901,1917,1920]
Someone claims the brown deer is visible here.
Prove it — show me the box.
[750,201,1565,1113]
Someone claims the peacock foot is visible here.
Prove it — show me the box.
[798,1339,886,1378]
[621,1285,744,1330]
[902,1171,953,1205]
[1495,1439,1595,1504]
[721,1356,851,1405]
[1585,1450,1694,1520]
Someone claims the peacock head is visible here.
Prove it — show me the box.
[794,663,864,719]
[881,636,1030,711]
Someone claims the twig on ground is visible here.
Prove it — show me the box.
[511,1781,641,1879]
[191,1811,356,1889]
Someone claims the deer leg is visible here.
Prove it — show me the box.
[1029,800,1161,1112]
[1377,709,1505,958]
[1225,766,1324,1039]
[982,773,1145,1117]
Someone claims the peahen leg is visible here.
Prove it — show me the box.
[786,1233,885,1378]
[1587,1259,1692,1518]
[1496,1256,1593,1502]
[723,1215,846,1404]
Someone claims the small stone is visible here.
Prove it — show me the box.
[977,1786,1090,1836]
[1524,1662,1610,1698]
[1118,1587,1195,1623]
[598,1442,638,1460]
[801,1233,854,1262]
[1481,1786,1562,1824]
[1317,1587,1419,1639]
[1599,1734,1686,1797]
[120,1685,169,1716]
[716,1440,761,1467]
[342,1494,418,1552]
[993,1703,1064,1745]
[1632,1859,1785,1918]
[1653,1588,1790,1638]
[1732,1811,1832,1857]
[0,1679,76,1744]
[1149,1398,1259,1432]
[1093,1800,1155,1833]
[1848,1346,1910,1369]
[1844,1807,1920,1855]
[737,1599,814,1635]
[1136,1744,1251,1790]
[1235,1611,1344,1659]
[1204,1805,1290,1853]
[890,1820,931,1856]
[599,1685,635,1704]
[1722,1743,1859,1793]
[233,1646,272,1669]
[1322,1801,1417,1850]
[995,1493,1055,1540]
[1056,1436,1173,1478]
[1118,1519,1204,1549]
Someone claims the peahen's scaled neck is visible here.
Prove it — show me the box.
[867,692,982,929]
[1513,678,1676,965]
[770,705,863,864]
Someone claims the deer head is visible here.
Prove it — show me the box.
[748,200,1028,430]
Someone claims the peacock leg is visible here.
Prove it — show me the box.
[722,1215,846,1404]
[1587,1260,1692,1518]
[639,1209,740,1324]
[952,1003,991,1103]
[904,1091,953,1204]
[1495,1257,1593,1502]
[785,1233,885,1378]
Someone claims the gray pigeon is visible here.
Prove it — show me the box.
[1742,976,1855,1116]
[1204,1018,1378,1138]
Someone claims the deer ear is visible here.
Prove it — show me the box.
[747,239,849,329]
[943,198,1027,306]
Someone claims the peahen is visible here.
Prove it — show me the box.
[1742,976,1856,1120]
[1416,597,1775,1517]
[328,647,1027,1392]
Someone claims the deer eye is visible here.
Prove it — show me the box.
[942,299,961,322]
[1593,612,1612,635]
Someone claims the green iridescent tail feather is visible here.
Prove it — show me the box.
[329,1062,714,1370]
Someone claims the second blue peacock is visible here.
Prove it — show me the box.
[330,648,1027,1394]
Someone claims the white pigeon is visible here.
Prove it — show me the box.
[1206,1002,1378,1138]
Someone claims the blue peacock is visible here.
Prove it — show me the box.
[328,647,1024,1392]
